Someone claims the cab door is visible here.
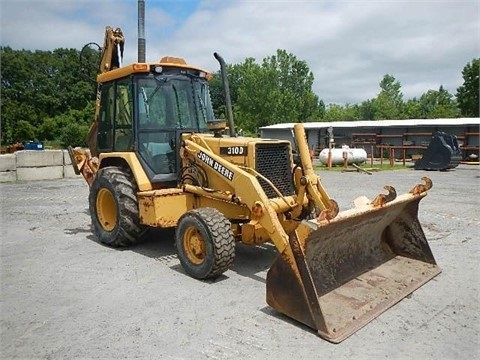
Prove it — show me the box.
[97,77,134,153]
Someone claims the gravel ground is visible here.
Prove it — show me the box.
[1,164,479,360]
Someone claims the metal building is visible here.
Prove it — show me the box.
[260,118,480,161]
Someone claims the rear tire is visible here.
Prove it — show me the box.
[175,208,235,279]
[89,166,146,247]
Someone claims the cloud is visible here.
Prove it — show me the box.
[1,1,131,52]
[1,0,479,105]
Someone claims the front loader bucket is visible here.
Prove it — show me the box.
[266,193,441,343]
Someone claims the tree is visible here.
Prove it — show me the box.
[373,74,404,119]
[208,71,225,119]
[1,47,46,143]
[231,50,323,133]
[1,47,97,145]
[418,86,459,118]
[15,120,36,142]
[261,49,322,122]
[357,99,376,120]
[323,103,359,121]
[403,98,422,119]
[209,61,251,122]
[456,58,479,117]
[228,57,266,132]
[60,122,89,148]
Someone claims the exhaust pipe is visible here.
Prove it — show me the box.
[138,0,146,62]
[214,52,236,137]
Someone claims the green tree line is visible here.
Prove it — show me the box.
[210,53,479,134]
[1,47,98,147]
[1,46,478,146]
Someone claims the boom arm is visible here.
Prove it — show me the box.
[99,27,125,73]
[70,27,126,181]
[87,27,125,155]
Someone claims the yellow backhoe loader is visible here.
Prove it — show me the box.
[69,24,440,343]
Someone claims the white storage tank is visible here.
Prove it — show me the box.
[318,146,367,165]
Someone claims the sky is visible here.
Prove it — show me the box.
[1,0,478,105]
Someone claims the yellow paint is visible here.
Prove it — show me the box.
[99,152,152,191]
[96,188,117,231]
[97,61,211,83]
[138,191,194,227]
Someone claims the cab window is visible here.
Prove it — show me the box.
[97,78,134,152]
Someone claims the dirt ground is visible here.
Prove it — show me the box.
[1,164,479,359]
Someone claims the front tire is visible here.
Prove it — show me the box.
[175,208,235,279]
[89,166,146,247]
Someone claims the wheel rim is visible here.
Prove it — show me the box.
[96,188,117,232]
[183,226,206,265]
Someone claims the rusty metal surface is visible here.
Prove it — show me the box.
[67,146,98,185]
[266,193,441,343]
[318,256,440,343]
[305,193,436,296]
[266,235,325,333]
[67,146,81,175]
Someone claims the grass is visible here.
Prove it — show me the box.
[313,161,413,172]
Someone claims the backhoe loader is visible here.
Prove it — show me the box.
[69,25,440,343]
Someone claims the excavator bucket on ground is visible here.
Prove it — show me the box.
[266,188,441,343]
[414,131,462,170]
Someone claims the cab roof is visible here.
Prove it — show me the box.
[97,56,212,82]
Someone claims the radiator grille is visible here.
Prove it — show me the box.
[255,143,295,198]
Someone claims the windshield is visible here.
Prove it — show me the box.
[137,74,214,131]
[136,73,215,176]
[193,78,215,128]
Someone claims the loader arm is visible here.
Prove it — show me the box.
[292,123,339,218]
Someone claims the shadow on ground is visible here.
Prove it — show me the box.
[65,224,279,284]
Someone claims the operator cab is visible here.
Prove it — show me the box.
[96,59,216,184]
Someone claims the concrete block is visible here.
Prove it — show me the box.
[63,165,79,178]
[0,154,16,172]
[16,150,63,168]
[0,171,17,183]
[63,149,72,165]
[16,166,64,181]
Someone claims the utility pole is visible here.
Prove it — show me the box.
[138,0,146,62]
